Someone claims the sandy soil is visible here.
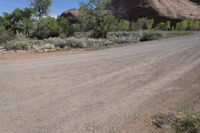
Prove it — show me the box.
[0,33,200,133]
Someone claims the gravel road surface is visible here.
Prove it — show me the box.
[1,34,200,133]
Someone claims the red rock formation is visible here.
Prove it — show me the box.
[110,0,200,22]
[61,9,79,22]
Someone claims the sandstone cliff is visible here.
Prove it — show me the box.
[110,0,200,22]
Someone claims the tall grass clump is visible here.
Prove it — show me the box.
[173,113,200,133]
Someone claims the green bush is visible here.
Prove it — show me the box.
[176,20,188,31]
[112,19,130,31]
[44,37,68,49]
[4,37,58,52]
[31,25,51,39]
[0,26,13,45]
[84,38,114,48]
[175,20,200,31]
[107,32,141,44]
[45,37,87,49]
[155,21,171,31]
[140,32,163,41]
[130,18,154,31]
[173,113,200,133]
[187,20,200,30]
[65,37,87,48]
[107,31,163,44]
[44,37,114,49]
[4,40,30,50]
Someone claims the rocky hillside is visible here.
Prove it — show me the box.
[110,0,200,22]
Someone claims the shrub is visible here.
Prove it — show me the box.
[187,20,200,30]
[44,37,68,48]
[112,19,130,31]
[44,37,87,49]
[31,25,51,39]
[3,37,56,51]
[57,16,74,37]
[130,18,154,31]
[45,37,115,49]
[176,20,188,31]
[84,38,114,48]
[4,40,30,50]
[0,26,13,45]
[145,19,154,30]
[65,37,87,48]
[173,113,200,133]
[140,32,163,41]
[176,20,200,31]
[155,21,171,31]
[107,32,142,44]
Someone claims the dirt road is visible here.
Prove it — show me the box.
[1,34,200,133]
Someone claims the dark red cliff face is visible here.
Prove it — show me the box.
[109,0,200,22]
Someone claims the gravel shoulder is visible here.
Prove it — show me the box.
[0,34,200,133]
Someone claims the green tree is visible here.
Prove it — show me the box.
[31,0,52,38]
[21,8,34,37]
[44,16,59,37]
[3,9,23,34]
[31,0,52,19]
[57,16,74,37]
[79,0,116,38]
[1,8,33,36]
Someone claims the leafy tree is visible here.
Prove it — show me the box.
[31,17,59,39]
[1,8,33,36]
[30,0,52,19]
[31,0,52,38]
[79,0,117,38]
[44,16,59,37]
[2,11,20,34]
[21,8,34,37]
[57,17,74,37]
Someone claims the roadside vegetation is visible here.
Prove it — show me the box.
[173,112,200,133]
[152,111,200,133]
[0,0,200,52]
